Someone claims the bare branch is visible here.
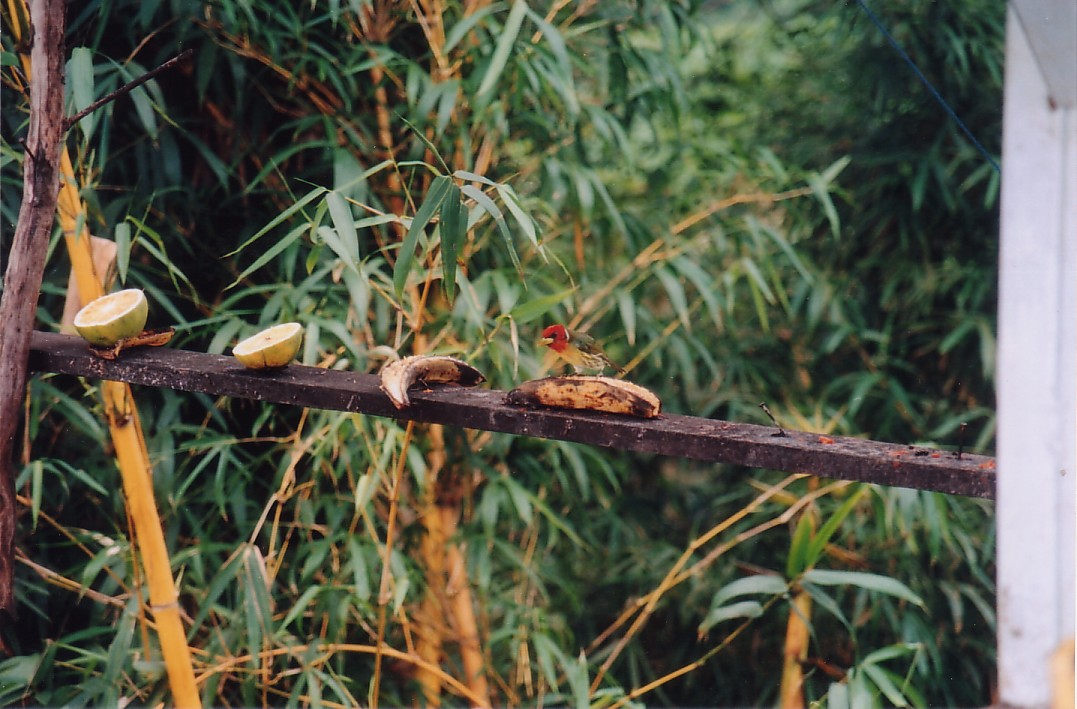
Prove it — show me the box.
[0,0,68,617]
[64,49,193,131]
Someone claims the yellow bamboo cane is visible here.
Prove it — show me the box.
[6,4,201,706]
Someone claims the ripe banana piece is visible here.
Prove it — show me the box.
[507,375,661,418]
[379,355,486,409]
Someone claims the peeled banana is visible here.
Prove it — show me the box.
[507,375,662,418]
[379,355,486,409]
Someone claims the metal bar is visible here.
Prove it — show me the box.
[28,331,996,499]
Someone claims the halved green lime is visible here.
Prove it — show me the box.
[233,322,304,369]
[73,289,149,347]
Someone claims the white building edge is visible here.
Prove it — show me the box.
[997,1,1076,706]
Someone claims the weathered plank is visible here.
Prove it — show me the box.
[28,331,996,498]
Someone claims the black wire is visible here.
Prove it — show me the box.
[856,0,1002,174]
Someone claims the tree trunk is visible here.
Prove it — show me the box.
[0,0,67,617]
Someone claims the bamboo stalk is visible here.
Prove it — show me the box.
[5,7,202,704]
[444,508,490,705]
[57,118,202,709]
[415,477,449,706]
[778,589,812,708]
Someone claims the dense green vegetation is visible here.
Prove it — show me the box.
[1,0,1000,705]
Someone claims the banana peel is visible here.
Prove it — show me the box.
[507,375,661,418]
[88,327,175,360]
[379,355,486,409]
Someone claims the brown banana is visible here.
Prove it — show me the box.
[379,355,486,409]
[507,375,661,418]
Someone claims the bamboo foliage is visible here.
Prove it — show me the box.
[0,1,1001,706]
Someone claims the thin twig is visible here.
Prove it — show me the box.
[588,473,803,694]
[609,594,786,709]
[372,419,416,707]
[197,641,485,706]
[63,49,193,131]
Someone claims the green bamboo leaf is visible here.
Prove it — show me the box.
[439,182,467,302]
[453,169,499,187]
[103,600,137,689]
[48,460,108,496]
[461,183,522,274]
[786,512,815,578]
[228,222,308,289]
[862,642,921,665]
[0,654,42,689]
[532,632,568,690]
[568,649,590,709]
[393,175,453,298]
[476,0,528,107]
[68,47,96,138]
[280,585,323,631]
[121,226,194,294]
[317,225,357,274]
[699,600,764,635]
[803,582,854,634]
[803,569,926,609]
[672,256,724,331]
[348,538,372,601]
[30,460,42,531]
[356,214,406,231]
[495,183,539,248]
[444,4,500,53]
[509,287,575,324]
[819,155,852,185]
[939,318,977,353]
[805,486,868,569]
[709,575,788,608]
[226,186,327,257]
[809,172,842,239]
[390,553,411,612]
[325,191,359,263]
[502,476,534,525]
[399,117,450,173]
[187,550,244,633]
[862,664,911,707]
[826,681,850,709]
[435,79,459,136]
[114,221,131,284]
[616,290,637,345]
[242,546,273,661]
[130,85,158,140]
[656,266,691,331]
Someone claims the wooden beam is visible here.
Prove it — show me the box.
[28,331,996,499]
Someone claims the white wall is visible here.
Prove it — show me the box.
[996,6,1077,707]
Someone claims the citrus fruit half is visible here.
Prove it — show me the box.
[73,289,149,347]
[233,322,304,369]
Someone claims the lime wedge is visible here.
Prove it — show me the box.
[233,322,304,369]
[73,289,149,347]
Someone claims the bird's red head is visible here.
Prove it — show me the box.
[539,324,570,352]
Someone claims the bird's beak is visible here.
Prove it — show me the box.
[537,337,554,347]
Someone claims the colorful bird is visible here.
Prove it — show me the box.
[538,324,625,375]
